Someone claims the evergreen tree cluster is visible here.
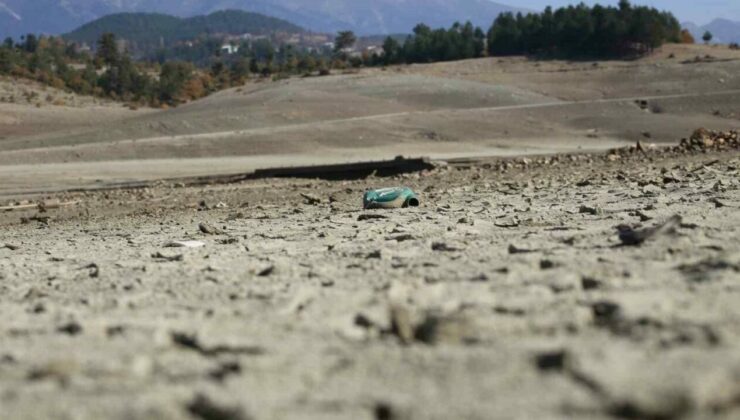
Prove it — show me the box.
[382,22,486,65]
[0,32,334,107]
[153,37,333,77]
[384,0,681,62]
[0,33,216,106]
[1,35,94,93]
[485,0,680,57]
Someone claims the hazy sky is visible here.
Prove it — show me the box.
[507,1,740,25]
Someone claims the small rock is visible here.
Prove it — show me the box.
[164,241,206,248]
[581,277,602,290]
[199,222,224,235]
[354,313,375,329]
[494,218,520,228]
[374,402,399,420]
[390,306,414,345]
[209,361,242,382]
[300,193,321,205]
[186,393,250,420]
[106,326,126,337]
[57,322,83,336]
[592,301,622,326]
[432,242,463,252]
[257,265,275,277]
[358,214,389,221]
[635,210,653,222]
[80,263,99,278]
[642,184,662,195]
[663,175,681,184]
[579,205,603,215]
[365,250,382,259]
[387,234,415,242]
[540,259,558,270]
[470,274,489,282]
[508,244,535,254]
[534,349,569,372]
[616,215,682,246]
[166,240,206,249]
[414,313,476,345]
[151,252,184,262]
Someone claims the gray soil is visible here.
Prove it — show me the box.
[1,43,740,420]
[1,146,739,420]
[1,44,738,195]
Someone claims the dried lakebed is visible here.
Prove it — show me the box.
[1,150,739,420]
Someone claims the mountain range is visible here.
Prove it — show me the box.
[683,19,740,44]
[0,0,523,39]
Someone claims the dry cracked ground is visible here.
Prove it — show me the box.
[1,146,739,420]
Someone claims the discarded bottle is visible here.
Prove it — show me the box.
[363,187,419,209]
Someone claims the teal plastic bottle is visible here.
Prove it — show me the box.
[363,187,419,209]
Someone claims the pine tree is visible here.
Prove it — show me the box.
[382,36,401,65]
[334,31,357,54]
[249,58,260,74]
[487,13,520,56]
[159,61,194,103]
[473,27,486,58]
[230,58,250,83]
[96,33,119,66]
[22,34,39,53]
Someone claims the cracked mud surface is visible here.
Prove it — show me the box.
[1,149,740,420]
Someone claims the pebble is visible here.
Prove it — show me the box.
[579,205,603,215]
[199,222,224,235]
[300,193,322,205]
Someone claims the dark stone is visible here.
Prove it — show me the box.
[209,361,242,382]
[581,277,602,290]
[535,350,568,372]
[375,402,396,420]
[57,322,83,336]
[186,394,250,420]
[540,259,558,270]
[592,301,622,326]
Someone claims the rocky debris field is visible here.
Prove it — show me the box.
[1,140,740,420]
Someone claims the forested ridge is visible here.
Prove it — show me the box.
[64,10,305,56]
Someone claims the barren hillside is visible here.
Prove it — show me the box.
[0,45,738,193]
